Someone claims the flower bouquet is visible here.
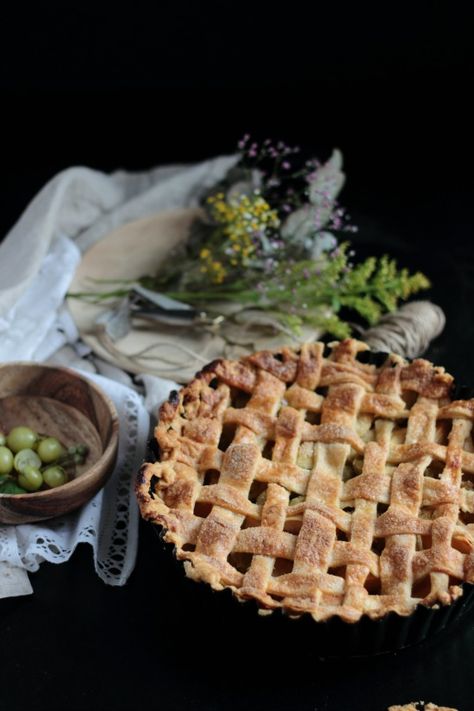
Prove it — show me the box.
[71,137,429,359]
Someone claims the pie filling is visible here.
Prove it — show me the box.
[136,338,474,622]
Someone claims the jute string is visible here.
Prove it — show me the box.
[362,300,445,359]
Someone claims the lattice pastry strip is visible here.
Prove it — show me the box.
[343,440,389,616]
[136,338,474,622]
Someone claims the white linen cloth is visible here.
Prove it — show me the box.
[0,155,238,597]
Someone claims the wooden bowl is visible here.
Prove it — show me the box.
[0,362,119,524]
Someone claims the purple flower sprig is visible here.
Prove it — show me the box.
[236,134,306,203]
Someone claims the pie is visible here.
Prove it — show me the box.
[136,338,474,623]
[388,704,458,711]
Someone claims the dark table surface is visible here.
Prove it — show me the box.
[0,103,473,711]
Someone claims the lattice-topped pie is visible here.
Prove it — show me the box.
[136,338,474,623]
[388,704,458,711]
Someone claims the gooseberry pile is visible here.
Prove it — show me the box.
[0,426,88,495]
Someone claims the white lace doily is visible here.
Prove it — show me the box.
[0,371,151,586]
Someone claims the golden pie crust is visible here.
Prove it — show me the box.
[388,704,458,711]
[136,338,474,623]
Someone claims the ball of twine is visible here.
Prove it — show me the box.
[362,300,445,359]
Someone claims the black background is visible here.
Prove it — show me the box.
[0,2,473,710]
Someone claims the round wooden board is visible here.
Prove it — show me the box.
[68,208,227,383]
